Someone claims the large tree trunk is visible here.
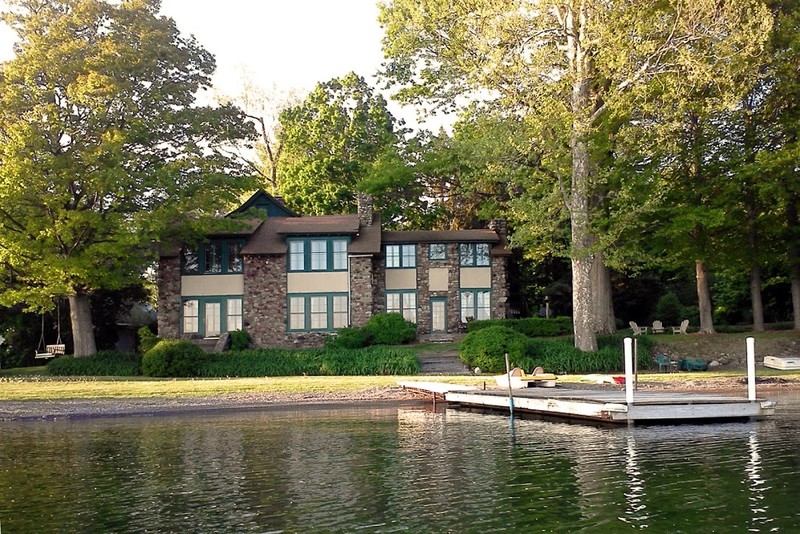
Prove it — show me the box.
[750,266,765,332]
[568,6,598,352]
[591,251,616,334]
[695,260,715,334]
[68,293,97,357]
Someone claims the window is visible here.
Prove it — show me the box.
[385,244,416,268]
[227,298,243,331]
[387,291,417,323]
[429,243,447,261]
[461,290,491,322]
[181,239,244,275]
[181,296,243,335]
[458,243,491,267]
[183,299,199,333]
[288,238,349,272]
[288,294,349,331]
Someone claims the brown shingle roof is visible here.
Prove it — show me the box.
[382,229,500,243]
[276,215,361,235]
[242,214,382,255]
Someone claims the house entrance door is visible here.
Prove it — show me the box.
[204,302,221,337]
[431,299,447,332]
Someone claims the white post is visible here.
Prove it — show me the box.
[624,337,634,404]
[747,337,756,401]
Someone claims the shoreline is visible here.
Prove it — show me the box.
[3,377,800,422]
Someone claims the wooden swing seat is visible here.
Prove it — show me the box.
[35,344,66,359]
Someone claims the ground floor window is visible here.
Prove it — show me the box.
[288,294,349,331]
[386,291,417,323]
[181,296,243,337]
[460,290,491,322]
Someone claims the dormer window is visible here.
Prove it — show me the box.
[181,239,244,275]
[288,237,349,272]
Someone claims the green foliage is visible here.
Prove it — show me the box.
[47,351,140,376]
[459,326,531,373]
[467,316,572,337]
[325,327,371,349]
[363,313,417,345]
[137,326,161,354]
[277,72,409,218]
[229,330,252,351]
[0,0,256,353]
[654,293,684,326]
[141,340,206,378]
[199,346,419,377]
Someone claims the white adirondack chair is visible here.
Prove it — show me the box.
[672,319,689,334]
[629,321,648,335]
[652,320,665,334]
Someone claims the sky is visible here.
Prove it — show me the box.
[0,0,427,127]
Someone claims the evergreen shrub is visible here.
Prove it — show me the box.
[229,330,251,351]
[459,326,532,373]
[137,326,161,354]
[363,313,417,345]
[466,316,572,337]
[654,293,683,326]
[325,326,371,349]
[141,340,206,377]
[47,351,141,376]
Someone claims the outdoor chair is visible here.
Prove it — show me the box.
[652,320,666,334]
[655,353,674,372]
[672,319,689,334]
[629,321,648,335]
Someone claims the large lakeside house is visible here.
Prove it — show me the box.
[157,190,512,348]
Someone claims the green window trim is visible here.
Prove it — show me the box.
[458,243,491,267]
[386,290,418,323]
[181,295,244,336]
[181,239,245,275]
[386,244,416,268]
[459,289,492,322]
[287,237,350,272]
[287,293,349,332]
[429,243,447,261]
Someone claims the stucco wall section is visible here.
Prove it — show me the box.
[157,256,181,339]
[181,274,244,296]
[385,268,417,290]
[287,271,349,293]
[460,267,492,289]
[428,267,449,291]
[244,254,289,348]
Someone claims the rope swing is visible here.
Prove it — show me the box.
[34,303,66,359]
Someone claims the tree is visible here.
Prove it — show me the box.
[0,0,256,356]
[276,72,410,218]
[379,0,771,350]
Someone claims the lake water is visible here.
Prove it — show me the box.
[1,393,799,533]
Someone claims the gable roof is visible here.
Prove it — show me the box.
[229,190,296,218]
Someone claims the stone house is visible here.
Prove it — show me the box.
[157,191,512,347]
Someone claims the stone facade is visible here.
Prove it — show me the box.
[491,255,510,320]
[350,255,376,327]
[243,254,288,348]
[157,256,181,339]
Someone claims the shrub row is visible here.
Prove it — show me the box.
[47,350,141,376]
[47,343,420,378]
[325,312,417,349]
[466,316,572,337]
[459,326,652,374]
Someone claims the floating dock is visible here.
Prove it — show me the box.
[400,337,778,425]
[399,382,776,424]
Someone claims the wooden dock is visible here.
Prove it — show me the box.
[442,387,776,424]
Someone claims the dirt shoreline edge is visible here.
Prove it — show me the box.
[3,378,799,422]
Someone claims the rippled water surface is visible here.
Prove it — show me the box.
[2,393,800,532]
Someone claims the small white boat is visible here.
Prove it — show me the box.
[494,367,557,389]
[763,356,800,370]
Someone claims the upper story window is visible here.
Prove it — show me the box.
[182,239,244,275]
[288,237,349,272]
[459,243,491,267]
[386,244,416,268]
[429,243,447,261]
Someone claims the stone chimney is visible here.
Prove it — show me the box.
[488,218,508,239]
[357,192,374,227]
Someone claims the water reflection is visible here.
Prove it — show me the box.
[0,396,799,532]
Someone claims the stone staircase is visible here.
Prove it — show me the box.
[418,349,471,375]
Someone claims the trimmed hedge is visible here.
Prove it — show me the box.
[199,346,420,377]
[459,326,531,373]
[47,351,141,376]
[466,316,572,337]
[141,340,207,377]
